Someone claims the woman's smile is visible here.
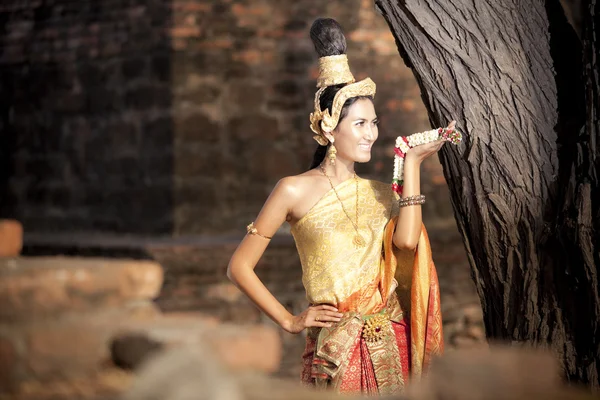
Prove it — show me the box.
[358,143,372,152]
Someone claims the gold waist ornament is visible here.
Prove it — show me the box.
[362,310,397,343]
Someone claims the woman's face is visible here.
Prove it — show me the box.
[329,98,379,163]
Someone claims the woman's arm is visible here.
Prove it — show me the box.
[227,177,342,333]
[392,152,425,250]
[393,121,456,250]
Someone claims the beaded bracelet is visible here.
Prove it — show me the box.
[400,199,425,207]
[399,194,426,207]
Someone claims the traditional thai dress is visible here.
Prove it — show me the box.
[290,177,443,396]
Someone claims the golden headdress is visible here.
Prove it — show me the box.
[309,54,377,146]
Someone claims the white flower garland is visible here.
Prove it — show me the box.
[392,127,462,195]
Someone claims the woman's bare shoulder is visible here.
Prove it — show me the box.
[273,169,322,199]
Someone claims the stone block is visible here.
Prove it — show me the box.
[26,319,109,379]
[124,85,162,110]
[180,83,222,104]
[150,54,170,82]
[113,313,281,373]
[174,147,222,178]
[0,257,164,321]
[175,113,220,144]
[0,220,23,257]
[0,302,159,389]
[228,115,280,141]
[247,146,299,181]
[122,57,147,80]
[226,81,265,112]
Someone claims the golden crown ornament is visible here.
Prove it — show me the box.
[309,54,376,145]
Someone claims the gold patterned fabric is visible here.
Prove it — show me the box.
[293,177,444,395]
[316,55,355,88]
[291,178,397,315]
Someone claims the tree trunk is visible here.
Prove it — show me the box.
[375,0,599,388]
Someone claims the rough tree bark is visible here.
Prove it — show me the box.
[375,0,599,388]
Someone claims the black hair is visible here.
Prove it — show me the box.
[308,18,374,170]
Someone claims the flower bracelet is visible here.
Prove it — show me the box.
[392,126,462,195]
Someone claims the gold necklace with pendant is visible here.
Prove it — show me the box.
[319,164,366,248]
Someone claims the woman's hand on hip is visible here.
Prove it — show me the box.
[284,304,344,334]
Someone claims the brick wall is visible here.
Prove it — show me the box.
[0,0,453,236]
[0,0,174,233]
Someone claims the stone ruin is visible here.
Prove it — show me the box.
[0,219,280,399]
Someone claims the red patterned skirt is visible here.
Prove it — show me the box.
[301,319,411,395]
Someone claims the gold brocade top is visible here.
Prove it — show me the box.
[290,178,399,315]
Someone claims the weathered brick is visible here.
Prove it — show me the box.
[0,220,23,257]
[232,49,262,65]
[87,86,122,115]
[172,2,212,12]
[226,81,265,111]
[170,26,201,38]
[175,146,224,178]
[121,57,147,80]
[125,85,169,110]
[228,115,280,141]
[108,121,139,153]
[181,83,222,104]
[247,146,299,181]
[150,53,170,82]
[176,113,220,143]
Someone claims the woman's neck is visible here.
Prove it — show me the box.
[319,158,356,182]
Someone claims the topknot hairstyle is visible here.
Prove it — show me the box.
[309,18,347,58]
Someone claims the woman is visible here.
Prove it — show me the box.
[227,18,449,395]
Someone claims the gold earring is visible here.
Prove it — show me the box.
[327,144,337,166]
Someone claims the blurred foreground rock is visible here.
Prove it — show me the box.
[124,344,595,400]
[0,257,163,394]
[405,346,595,400]
[0,219,23,257]
[0,256,281,399]
[124,343,341,400]
[110,313,281,372]
[0,257,163,321]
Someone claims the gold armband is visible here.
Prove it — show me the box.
[246,222,272,239]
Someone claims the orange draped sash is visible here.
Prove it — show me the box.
[382,216,444,378]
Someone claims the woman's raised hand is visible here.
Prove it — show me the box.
[406,120,456,164]
[284,304,344,334]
